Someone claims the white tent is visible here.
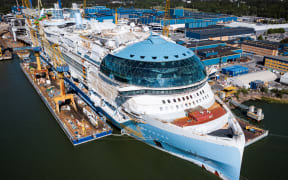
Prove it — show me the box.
[228,71,277,88]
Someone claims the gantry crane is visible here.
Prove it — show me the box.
[23,0,49,80]
[82,0,87,17]
[162,0,170,37]
[51,44,77,113]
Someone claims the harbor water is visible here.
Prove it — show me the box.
[0,57,288,180]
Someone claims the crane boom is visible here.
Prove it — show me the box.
[58,0,62,9]
[162,0,170,37]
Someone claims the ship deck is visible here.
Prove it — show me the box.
[236,118,269,147]
[21,60,112,145]
[172,102,226,127]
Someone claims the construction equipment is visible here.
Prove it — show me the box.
[51,44,77,113]
[162,0,170,37]
[115,8,118,25]
[58,0,62,9]
[22,0,49,80]
[246,126,263,133]
[82,0,86,18]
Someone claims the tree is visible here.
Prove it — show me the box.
[257,35,263,40]
[280,38,288,44]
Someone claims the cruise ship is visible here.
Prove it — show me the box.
[25,4,245,180]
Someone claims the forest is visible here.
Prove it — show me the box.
[1,0,287,21]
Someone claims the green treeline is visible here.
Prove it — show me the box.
[185,0,288,21]
[267,28,285,34]
[1,0,288,21]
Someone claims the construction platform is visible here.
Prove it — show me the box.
[236,118,269,147]
[20,59,112,146]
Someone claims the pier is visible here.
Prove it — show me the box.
[229,99,264,122]
[229,99,249,110]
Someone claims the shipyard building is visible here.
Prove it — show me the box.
[179,40,242,66]
[263,55,288,72]
[185,25,255,41]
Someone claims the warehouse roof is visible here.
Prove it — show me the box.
[228,71,277,87]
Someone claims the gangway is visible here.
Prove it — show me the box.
[13,46,40,51]
[229,99,249,110]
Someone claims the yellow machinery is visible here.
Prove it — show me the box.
[162,0,170,37]
[0,47,2,57]
[82,0,87,18]
[23,0,49,80]
[51,44,77,113]
[246,126,263,133]
[221,86,237,98]
[115,8,118,25]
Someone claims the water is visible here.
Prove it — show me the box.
[0,57,287,180]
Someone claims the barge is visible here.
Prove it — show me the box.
[20,58,112,145]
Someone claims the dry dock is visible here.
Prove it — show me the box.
[20,59,112,145]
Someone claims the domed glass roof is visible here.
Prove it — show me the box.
[114,35,195,62]
[100,35,207,88]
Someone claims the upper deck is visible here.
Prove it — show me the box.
[172,102,226,127]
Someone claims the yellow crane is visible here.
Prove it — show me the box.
[51,44,77,113]
[162,0,170,37]
[82,0,87,18]
[115,8,118,25]
[23,0,49,80]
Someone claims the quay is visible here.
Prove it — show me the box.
[229,99,264,122]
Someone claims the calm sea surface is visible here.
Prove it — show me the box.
[0,57,287,180]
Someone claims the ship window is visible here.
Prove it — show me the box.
[160,107,163,111]
[196,100,198,103]
[188,102,191,106]
[193,101,195,105]
[140,56,145,59]
[197,93,199,96]
[182,97,185,101]
[182,53,186,56]
[164,56,168,59]
[152,56,157,59]
[130,54,135,58]
[162,100,166,104]
[187,51,191,54]
[174,55,179,58]
[176,105,179,109]
[178,98,181,102]
[173,99,176,103]
[185,103,188,107]
[190,95,193,99]
[202,97,205,100]
[186,96,189,100]
[167,99,171,103]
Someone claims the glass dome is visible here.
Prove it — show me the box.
[100,35,207,88]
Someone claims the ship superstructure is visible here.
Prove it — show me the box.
[25,6,246,180]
